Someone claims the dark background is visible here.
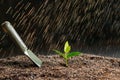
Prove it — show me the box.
[0,0,120,58]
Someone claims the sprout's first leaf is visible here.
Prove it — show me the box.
[53,41,81,67]
[53,49,64,57]
[67,52,81,58]
[64,41,71,53]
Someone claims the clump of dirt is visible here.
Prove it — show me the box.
[0,54,120,80]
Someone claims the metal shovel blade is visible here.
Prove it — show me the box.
[24,49,42,67]
[1,21,42,67]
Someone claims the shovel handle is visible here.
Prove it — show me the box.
[1,21,28,52]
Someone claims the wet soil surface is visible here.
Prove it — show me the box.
[0,54,120,80]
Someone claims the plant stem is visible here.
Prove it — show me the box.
[65,59,68,67]
[64,53,68,67]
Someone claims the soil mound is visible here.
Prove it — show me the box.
[0,54,120,80]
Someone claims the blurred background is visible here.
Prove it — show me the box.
[0,0,120,58]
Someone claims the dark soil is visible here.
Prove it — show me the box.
[0,54,120,80]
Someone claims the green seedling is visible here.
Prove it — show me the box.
[53,41,81,66]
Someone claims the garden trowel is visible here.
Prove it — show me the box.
[1,21,42,67]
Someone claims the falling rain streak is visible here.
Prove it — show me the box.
[0,0,120,57]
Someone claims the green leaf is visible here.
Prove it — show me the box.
[67,52,81,59]
[64,41,71,53]
[53,49,64,57]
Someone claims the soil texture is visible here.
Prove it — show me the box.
[0,54,120,80]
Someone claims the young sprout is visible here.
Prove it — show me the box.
[53,41,81,66]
